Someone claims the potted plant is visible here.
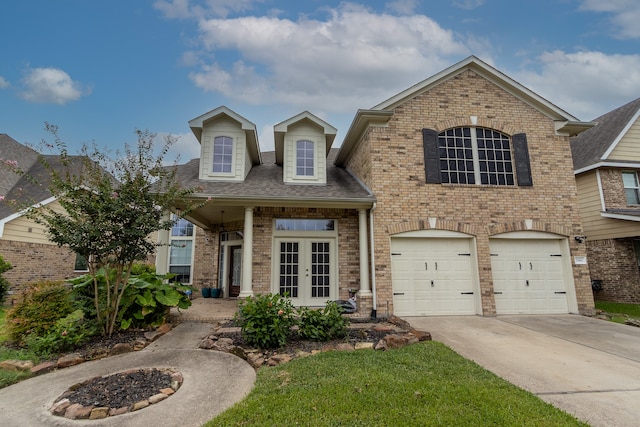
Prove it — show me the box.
[201,287,212,298]
[211,287,222,298]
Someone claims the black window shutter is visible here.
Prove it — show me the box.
[512,133,533,187]
[422,128,441,184]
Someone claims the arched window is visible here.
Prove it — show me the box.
[437,127,514,185]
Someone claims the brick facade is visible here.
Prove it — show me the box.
[345,69,594,316]
[0,240,82,306]
[586,239,640,304]
[599,168,628,209]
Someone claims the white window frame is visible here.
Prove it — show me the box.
[295,140,316,178]
[168,216,196,284]
[212,136,234,175]
[622,171,640,205]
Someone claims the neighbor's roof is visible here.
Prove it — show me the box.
[173,149,374,205]
[571,97,640,172]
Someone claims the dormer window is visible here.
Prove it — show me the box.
[296,140,315,177]
[213,136,234,173]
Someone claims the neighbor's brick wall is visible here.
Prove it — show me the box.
[599,168,630,209]
[0,240,83,306]
[586,238,640,303]
[347,69,594,316]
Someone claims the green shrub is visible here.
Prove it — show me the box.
[70,268,192,332]
[6,281,75,345]
[0,256,11,305]
[24,309,98,358]
[235,293,297,348]
[298,301,349,341]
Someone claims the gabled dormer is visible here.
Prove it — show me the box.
[274,111,337,185]
[189,106,261,182]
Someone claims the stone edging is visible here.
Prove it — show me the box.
[48,368,183,420]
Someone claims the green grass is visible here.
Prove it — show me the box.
[208,342,587,427]
[595,301,640,324]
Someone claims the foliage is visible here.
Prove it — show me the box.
[5,281,75,345]
[235,293,296,349]
[70,268,192,331]
[23,309,98,358]
[208,342,587,427]
[297,301,349,341]
[0,255,11,305]
[15,124,201,336]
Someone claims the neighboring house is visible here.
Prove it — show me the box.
[0,134,87,304]
[156,56,596,317]
[571,98,640,304]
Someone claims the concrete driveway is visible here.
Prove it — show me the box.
[406,315,640,427]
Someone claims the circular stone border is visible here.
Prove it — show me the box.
[49,368,183,420]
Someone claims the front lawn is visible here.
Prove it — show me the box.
[208,341,586,426]
[595,301,640,324]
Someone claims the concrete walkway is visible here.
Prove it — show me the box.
[0,322,256,427]
[407,315,640,427]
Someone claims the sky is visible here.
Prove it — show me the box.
[1,0,639,163]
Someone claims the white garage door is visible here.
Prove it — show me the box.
[391,237,477,316]
[490,239,569,314]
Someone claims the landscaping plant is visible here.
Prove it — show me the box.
[0,255,11,305]
[297,300,349,341]
[5,281,76,345]
[10,124,201,336]
[235,293,297,348]
[23,309,98,358]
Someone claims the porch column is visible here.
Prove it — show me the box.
[239,207,254,298]
[358,208,372,295]
[155,212,170,275]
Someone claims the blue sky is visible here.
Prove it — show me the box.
[1,0,639,162]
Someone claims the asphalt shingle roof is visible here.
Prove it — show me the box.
[571,98,640,171]
[173,149,373,203]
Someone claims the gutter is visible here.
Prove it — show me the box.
[369,202,377,319]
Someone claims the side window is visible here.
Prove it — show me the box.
[296,140,314,176]
[169,215,195,283]
[74,253,88,272]
[213,136,233,174]
[622,171,640,205]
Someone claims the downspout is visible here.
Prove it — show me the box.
[369,202,377,318]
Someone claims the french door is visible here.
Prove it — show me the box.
[276,238,335,306]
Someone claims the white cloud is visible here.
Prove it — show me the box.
[159,131,201,165]
[386,0,418,15]
[580,0,640,39]
[0,76,9,89]
[20,67,89,105]
[189,4,468,113]
[514,50,640,120]
[452,0,485,10]
[154,0,259,19]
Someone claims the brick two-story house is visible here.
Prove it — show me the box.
[157,56,596,317]
[571,98,640,303]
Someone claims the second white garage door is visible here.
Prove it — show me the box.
[490,238,570,314]
[391,237,478,316]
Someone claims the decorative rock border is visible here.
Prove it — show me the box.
[49,368,183,420]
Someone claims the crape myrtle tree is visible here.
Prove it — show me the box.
[25,124,200,337]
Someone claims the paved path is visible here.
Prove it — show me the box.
[407,315,640,427]
[0,322,256,427]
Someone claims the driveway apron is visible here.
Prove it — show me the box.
[406,315,640,427]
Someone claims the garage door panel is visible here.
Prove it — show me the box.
[391,237,477,316]
[490,239,569,315]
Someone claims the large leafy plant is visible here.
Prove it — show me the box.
[297,301,349,341]
[71,268,192,331]
[235,293,297,349]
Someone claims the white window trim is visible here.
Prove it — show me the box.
[210,135,236,177]
[294,139,318,181]
[168,216,196,284]
[622,170,640,206]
